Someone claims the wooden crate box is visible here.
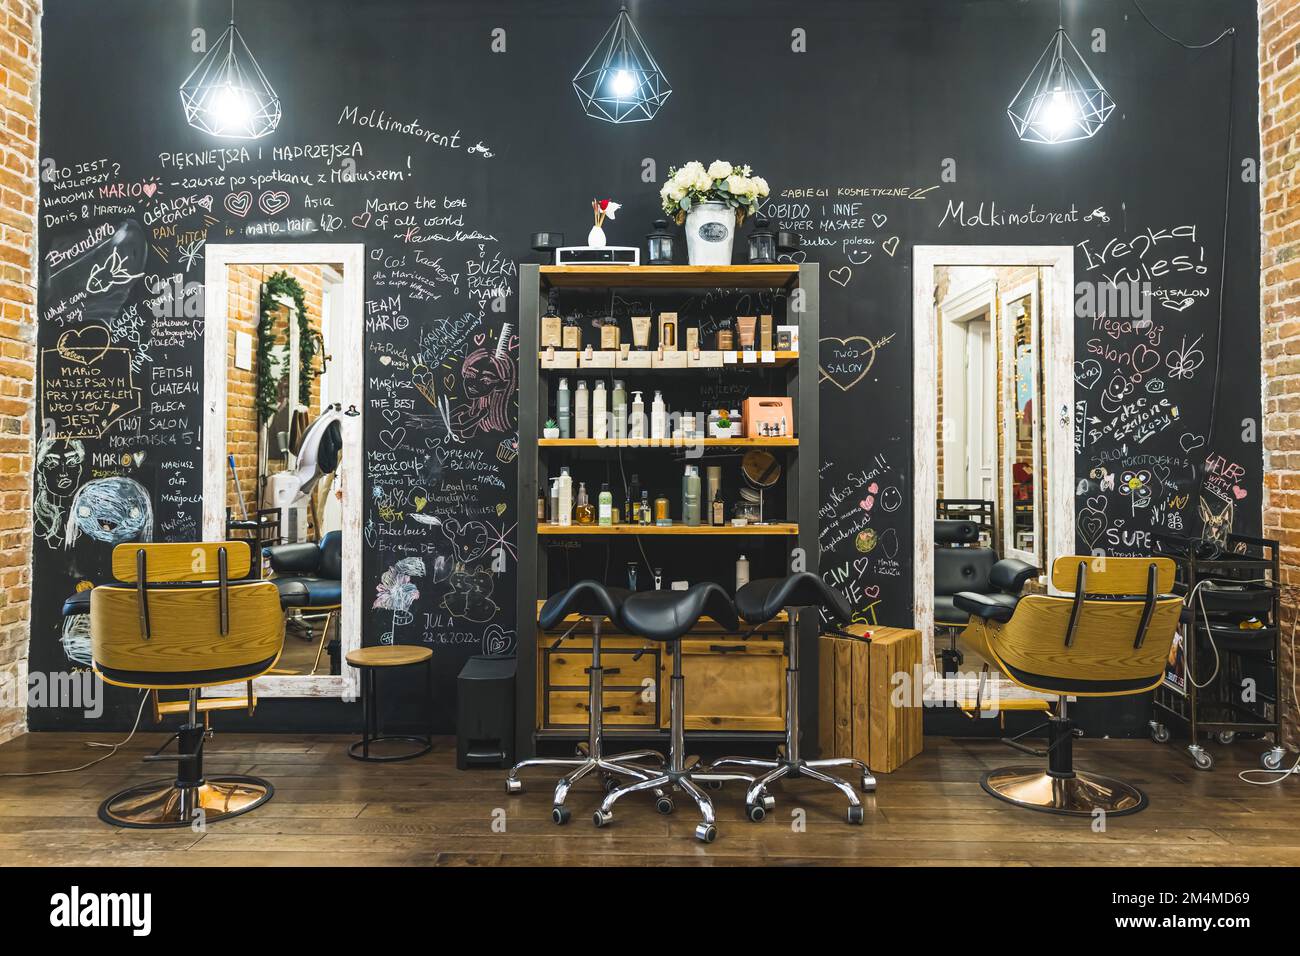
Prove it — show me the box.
[818,625,922,773]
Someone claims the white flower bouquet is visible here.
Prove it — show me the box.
[660,160,770,226]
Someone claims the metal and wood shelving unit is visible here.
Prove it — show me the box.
[1150,531,1287,772]
[515,263,820,758]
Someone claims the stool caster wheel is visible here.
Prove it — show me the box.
[746,801,766,822]
[655,795,675,815]
[1149,721,1170,744]
[700,778,724,791]
[592,809,612,828]
[847,804,865,825]
[695,823,717,844]
[551,805,570,825]
[505,778,523,794]
[1262,748,1285,771]
[1190,746,1213,771]
[1217,730,1236,746]
[861,774,877,794]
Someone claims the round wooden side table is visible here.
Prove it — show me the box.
[345,645,434,761]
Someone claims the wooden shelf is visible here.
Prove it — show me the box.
[538,522,798,536]
[538,437,797,448]
[538,350,800,367]
[540,264,801,290]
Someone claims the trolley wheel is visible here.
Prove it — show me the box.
[1190,747,1214,771]
[847,804,865,825]
[655,795,675,815]
[1262,749,1285,771]
[695,823,717,844]
[551,805,570,825]
[1216,730,1236,746]
[1149,722,1170,744]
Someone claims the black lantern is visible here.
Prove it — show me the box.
[776,226,801,256]
[747,215,777,264]
[531,231,564,263]
[647,219,675,265]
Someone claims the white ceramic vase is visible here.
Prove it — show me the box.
[587,225,606,248]
[685,201,735,266]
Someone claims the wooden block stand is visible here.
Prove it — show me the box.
[818,625,923,773]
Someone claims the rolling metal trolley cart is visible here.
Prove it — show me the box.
[1150,532,1286,772]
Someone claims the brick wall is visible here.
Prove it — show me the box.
[1260,0,1300,751]
[225,264,325,522]
[0,0,38,745]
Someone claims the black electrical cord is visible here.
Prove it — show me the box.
[1130,1,1235,496]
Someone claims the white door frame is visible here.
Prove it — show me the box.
[999,277,1043,565]
[913,245,1074,706]
[938,276,998,501]
[203,243,365,699]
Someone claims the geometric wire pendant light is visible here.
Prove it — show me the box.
[1007,4,1114,144]
[180,1,281,140]
[573,5,672,124]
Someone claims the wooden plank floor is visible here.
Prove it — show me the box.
[0,731,1297,866]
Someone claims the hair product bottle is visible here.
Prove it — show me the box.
[574,380,589,440]
[556,378,571,439]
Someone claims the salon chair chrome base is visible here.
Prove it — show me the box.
[594,584,758,843]
[99,777,274,829]
[980,767,1146,816]
[707,575,875,825]
[980,697,1147,817]
[506,582,666,824]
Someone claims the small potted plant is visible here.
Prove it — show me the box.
[660,160,771,266]
[542,418,560,439]
[710,409,733,439]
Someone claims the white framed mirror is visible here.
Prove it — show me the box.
[202,244,365,699]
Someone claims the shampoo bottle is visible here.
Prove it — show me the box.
[575,380,589,439]
[630,390,646,440]
[598,483,613,526]
[735,554,750,592]
[592,380,607,441]
[556,378,571,439]
[682,464,701,526]
[650,390,667,441]
[612,379,627,441]
[557,467,573,527]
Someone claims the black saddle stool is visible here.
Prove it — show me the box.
[708,573,876,824]
[345,645,434,761]
[506,581,667,824]
[593,583,760,844]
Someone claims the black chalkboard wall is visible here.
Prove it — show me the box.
[31,0,1261,733]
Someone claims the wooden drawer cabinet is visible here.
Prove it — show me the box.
[666,637,786,732]
[535,616,788,733]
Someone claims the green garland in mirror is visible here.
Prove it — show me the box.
[256,271,318,423]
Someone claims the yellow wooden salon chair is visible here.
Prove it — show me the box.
[90,542,285,828]
[953,555,1180,817]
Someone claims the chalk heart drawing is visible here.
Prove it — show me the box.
[259,191,291,216]
[381,408,400,425]
[1078,504,1106,549]
[853,557,869,576]
[379,427,407,450]
[859,495,874,512]
[881,236,900,257]
[1160,296,1195,313]
[867,482,879,494]
[828,266,852,287]
[777,251,807,264]
[496,501,508,516]
[1232,485,1248,500]
[141,182,157,198]
[224,191,253,218]
[197,194,213,211]
[352,211,371,229]
[818,335,881,392]
[862,584,881,600]
[1073,359,1102,391]
[56,325,111,366]
[872,213,887,228]
[1130,343,1161,379]
[482,624,515,656]
[1180,433,1205,453]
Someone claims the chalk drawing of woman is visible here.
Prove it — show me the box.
[33,436,86,546]
[450,348,516,439]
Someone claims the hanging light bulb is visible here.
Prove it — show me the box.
[573,6,672,124]
[1007,3,1113,144]
[180,1,281,140]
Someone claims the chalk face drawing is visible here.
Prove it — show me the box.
[34,436,86,546]
[64,476,153,548]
